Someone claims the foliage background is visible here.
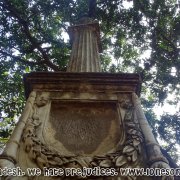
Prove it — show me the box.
[0,0,179,163]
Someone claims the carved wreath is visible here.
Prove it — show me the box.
[22,99,144,178]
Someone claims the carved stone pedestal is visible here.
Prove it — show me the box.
[0,72,172,180]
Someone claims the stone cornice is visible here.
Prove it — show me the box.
[23,72,141,99]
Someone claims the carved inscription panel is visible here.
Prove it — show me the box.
[46,101,123,156]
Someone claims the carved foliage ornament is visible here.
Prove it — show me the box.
[90,104,144,169]
[22,93,144,178]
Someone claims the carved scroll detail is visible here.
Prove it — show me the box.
[0,91,36,169]
[132,93,174,180]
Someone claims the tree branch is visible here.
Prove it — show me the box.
[0,50,45,66]
[2,0,60,71]
[161,147,179,168]
[165,142,176,152]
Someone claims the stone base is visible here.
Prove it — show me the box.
[1,72,153,179]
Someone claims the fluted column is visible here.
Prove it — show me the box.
[67,17,101,72]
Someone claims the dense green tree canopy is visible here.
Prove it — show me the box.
[0,0,179,162]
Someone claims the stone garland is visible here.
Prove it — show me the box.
[91,113,143,167]
[90,105,144,178]
[22,111,83,171]
[21,100,144,178]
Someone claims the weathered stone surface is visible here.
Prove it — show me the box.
[49,101,121,155]
[23,72,141,99]
[0,72,173,180]
[67,17,101,72]
[132,93,170,168]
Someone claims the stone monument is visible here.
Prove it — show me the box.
[0,17,173,179]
